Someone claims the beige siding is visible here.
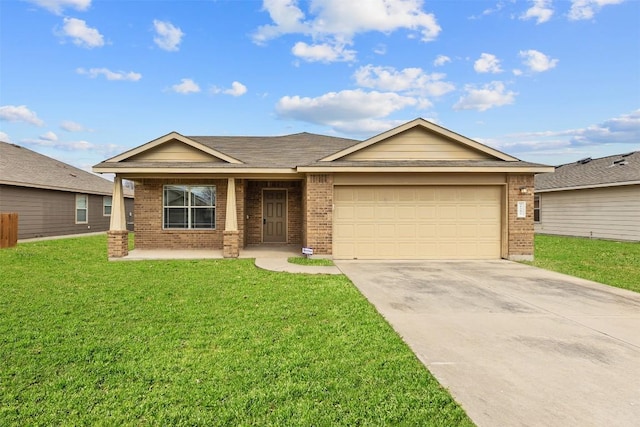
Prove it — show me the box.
[333,185,502,259]
[535,185,640,241]
[343,127,494,161]
[333,172,506,186]
[126,139,223,162]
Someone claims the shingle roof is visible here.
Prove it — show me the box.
[535,151,640,191]
[188,132,360,168]
[0,141,130,196]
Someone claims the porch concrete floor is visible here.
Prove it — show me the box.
[114,244,302,261]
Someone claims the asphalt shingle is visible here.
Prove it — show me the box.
[1,141,124,195]
[535,151,640,190]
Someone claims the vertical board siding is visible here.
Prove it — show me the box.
[0,212,18,248]
[535,185,640,241]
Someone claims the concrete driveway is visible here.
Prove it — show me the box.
[335,260,640,427]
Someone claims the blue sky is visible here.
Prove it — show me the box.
[1,0,639,174]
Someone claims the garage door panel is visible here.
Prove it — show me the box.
[334,186,501,259]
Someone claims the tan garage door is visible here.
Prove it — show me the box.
[333,186,502,259]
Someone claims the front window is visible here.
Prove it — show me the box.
[163,185,216,229]
[103,196,112,216]
[534,195,540,222]
[76,194,88,224]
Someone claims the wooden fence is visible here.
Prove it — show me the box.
[0,213,18,248]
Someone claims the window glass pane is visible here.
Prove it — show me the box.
[164,207,188,228]
[77,210,87,222]
[76,195,87,209]
[192,207,215,228]
[104,206,112,215]
[191,186,215,206]
[165,186,186,206]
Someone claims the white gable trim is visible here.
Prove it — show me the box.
[105,132,243,164]
[321,118,518,162]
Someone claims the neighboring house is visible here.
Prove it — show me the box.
[93,118,552,260]
[0,141,134,240]
[535,151,640,241]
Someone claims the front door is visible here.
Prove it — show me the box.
[263,190,287,243]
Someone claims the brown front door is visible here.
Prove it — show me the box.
[263,190,287,243]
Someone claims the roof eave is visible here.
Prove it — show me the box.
[298,165,555,173]
[536,180,640,192]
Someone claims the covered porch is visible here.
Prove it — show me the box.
[107,176,305,259]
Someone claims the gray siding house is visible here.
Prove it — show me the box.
[534,151,640,241]
[0,141,134,240]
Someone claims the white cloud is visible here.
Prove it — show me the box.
[483,110,640,157]
[40,131,58,141]
[453,81,517,111]
[275,89,418,133]
[76,67,142,81]
[153,20,184,52]
[27,0,91,15]
[291,41,356,62]
[519,49,558,72]
[211,81,248,96]
[253,0,441,62]
[60,120,87,132]
[171,78,201,94]
[568,0,624,21]
[374,44,387,55]
[61,17,104,48]
[0,105,44,126]
[225,81,248,96]
[474,53,503,73]
[433,54,451,66]
[521,0,554,24]
[353,64,454,97]
[0,131,11,142]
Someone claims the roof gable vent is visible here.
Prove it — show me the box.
[577,157,591,164]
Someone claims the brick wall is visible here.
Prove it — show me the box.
[507,174,535,260]
[133,178,244,250]
[245,181,302,245]
[305,174,333,255]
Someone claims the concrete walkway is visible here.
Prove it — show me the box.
[115,245,341,274]
[336,260,640,427]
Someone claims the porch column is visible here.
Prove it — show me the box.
[223,177,239,258]
[107,176,129,258]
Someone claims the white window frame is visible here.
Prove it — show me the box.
[103,196,112,216]
[76,194,88,224]
[163,185,216,230]
[534,194,541,223]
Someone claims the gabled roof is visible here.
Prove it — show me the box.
[535,151,640,192]
[93,118,552,175]
[321,118,519,162]
[104,132,244,164]
[0,141,130,196]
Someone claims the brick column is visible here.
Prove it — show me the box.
[223,230,239,258]
[305,174,333,255]
[507,174,535,261]
[108,230,129,258]
[108,176,129,258]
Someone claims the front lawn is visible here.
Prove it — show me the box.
[0,235,471,426]
[529,235,640,293]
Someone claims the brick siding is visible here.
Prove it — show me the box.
[133,178,244,250]
[304,174,333,255]
[245,181,302,245]
[507,174,535,260]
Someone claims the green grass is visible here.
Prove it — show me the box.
[287,256,335,266]
[528,235,640,293]
[0,235,471,426]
